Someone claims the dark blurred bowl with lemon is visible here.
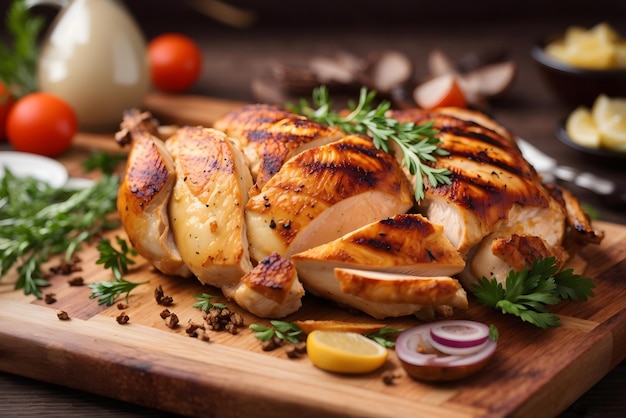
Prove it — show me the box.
[532,22,626,106]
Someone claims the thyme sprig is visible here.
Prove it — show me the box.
[88,277,148,306]
[290,86,451,201]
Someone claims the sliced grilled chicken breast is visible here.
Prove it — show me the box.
[334,268,467,308]
[291,213,465,276]
[391,107,566,254]
[116,110,191,277]
[166,126,253,287]
[291,214,466,318]
[390,107,574,286]
[245,134,415,262]
[222,252,304,318]
[214,104,344,190]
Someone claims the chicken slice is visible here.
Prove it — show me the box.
[222,252,304,318]
[245,134,415,262]
[291,213,465,276]
[334,268,468,308]
[166,126,253,287]
[213,104,344,191]
[291,214,466,319]
[116,110,191,277]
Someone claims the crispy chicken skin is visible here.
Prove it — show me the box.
[222,252,305,318]
[166,126,253,288]
[116,110,191,277]
[245,134,415,262]
[213,104,344,191]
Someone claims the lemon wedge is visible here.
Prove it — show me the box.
[591,94,626,150]
[306,330,388,374]
[565,106,601,148]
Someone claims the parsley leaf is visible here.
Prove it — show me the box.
[471,256,595,329]
[289,86,451,202]
[249,321,303,344]
[95,237,137,281]
[193,293,227,311]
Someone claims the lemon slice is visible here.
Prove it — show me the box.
[565,106,601,148]
[306,330,388,374]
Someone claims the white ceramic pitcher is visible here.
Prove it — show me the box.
[30,0,150,132]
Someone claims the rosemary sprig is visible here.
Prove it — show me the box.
[290,86,452,201]
[193,293,227,311]
[0,171,120,298]
[89,236,145,306]
[88,277,148,306]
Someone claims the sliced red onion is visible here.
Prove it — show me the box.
[395,321,497,381]
[429,320,490,355]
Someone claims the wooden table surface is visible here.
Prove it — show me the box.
[1,1,626,416]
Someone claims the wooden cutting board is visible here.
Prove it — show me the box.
[1,93,625,418]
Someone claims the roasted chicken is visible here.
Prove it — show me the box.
[116,102,602,320]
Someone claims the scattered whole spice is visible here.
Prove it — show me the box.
[285,342,307,359]
[160,308,172,319]
[49,256,82,275]
[116,302,128,310]
[155,284,174,306]
[44,293,56,304]
[67,276,84,286]
[116,312,130,324]
[164,312,180,329]
[56,310,70,320]
[203,307,244,334]
[381,369,403,386]
[186,322,209,341]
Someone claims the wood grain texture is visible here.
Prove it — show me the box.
[1,94,625,418]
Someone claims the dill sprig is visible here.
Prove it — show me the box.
[290,86,451,201]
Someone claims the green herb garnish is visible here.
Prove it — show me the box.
[0,171,120,298]
[471,256,595,329]
[366,327,404,348]
[0,0,45,97]
[82,151,127,175]
[290,86,451,201]
[95,236,137,281]
[88,277,148,306]
[249,321,303,344]
[193,293,227,311]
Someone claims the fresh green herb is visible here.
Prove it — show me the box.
[95,236,137,281]
[289,86,451,201]
[249,321,303,344]
[489,324,499,342]
[193,293,227,311]
[0,171,120,298]
[471,256,595,329]
[0,0,45,97]
[88,277,148,306]
[366,327,404,348]
[82,151,127,175]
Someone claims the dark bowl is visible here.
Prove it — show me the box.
[531,39,626,106]
[555,117,626,166]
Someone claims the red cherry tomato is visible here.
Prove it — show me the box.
[6,92,78,157]
[0,82,14,141]
[148,33,202,93]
